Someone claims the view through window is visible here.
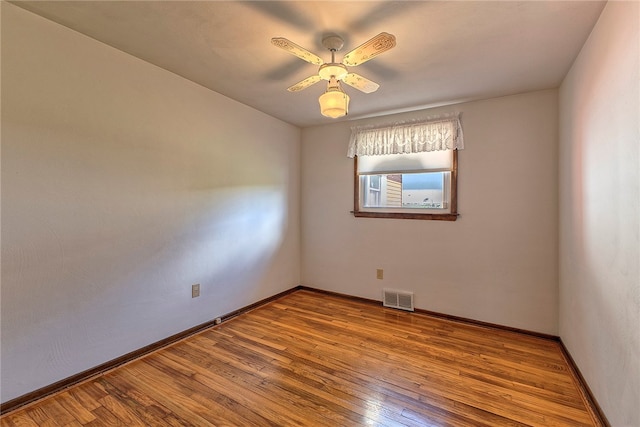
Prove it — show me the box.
[362,172,450,209]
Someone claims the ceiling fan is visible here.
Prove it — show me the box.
[271,32,396,118]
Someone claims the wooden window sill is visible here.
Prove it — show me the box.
[352,211,459,221]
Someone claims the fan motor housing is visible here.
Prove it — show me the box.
[319,63,348,81]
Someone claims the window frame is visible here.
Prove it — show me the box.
[352,150,458,221]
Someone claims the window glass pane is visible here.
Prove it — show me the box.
[402,173,445,208]
[360,172,450,210]
[369,175,381,190]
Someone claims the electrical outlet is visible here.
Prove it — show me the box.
[192,283,200,298]
[377,269,384,280]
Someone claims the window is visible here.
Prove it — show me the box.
[348,115,463,221]
[354,149,458,220]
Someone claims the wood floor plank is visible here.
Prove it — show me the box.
[39,400,75,426]
[84,406,125,427]
[55,393,95,425]
[109,366,214,426]
[144,352,280,427]
[92,376,174,426]
[1,290,601,426]
[22,407,57,427]
[166,342,361,426]
[0,413,40,427]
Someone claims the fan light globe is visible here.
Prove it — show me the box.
[319,83,349,118]
[318,63,348,81]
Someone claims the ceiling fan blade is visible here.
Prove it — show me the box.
[342,73,380,93]
[342,32,396,66]
[287,75,322,92]
[271,37,324,65]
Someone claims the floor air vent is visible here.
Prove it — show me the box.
[383,289,414,311]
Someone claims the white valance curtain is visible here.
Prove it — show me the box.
[347,114,464,158]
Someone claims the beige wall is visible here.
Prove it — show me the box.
[559,1,640,425]
[1,3,301,403]
[301,90,559,335]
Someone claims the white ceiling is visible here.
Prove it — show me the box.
[13,1,606,127]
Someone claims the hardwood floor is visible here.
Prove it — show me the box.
[1,290,601,426]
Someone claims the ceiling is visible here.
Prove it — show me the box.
[13,1,606,127]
